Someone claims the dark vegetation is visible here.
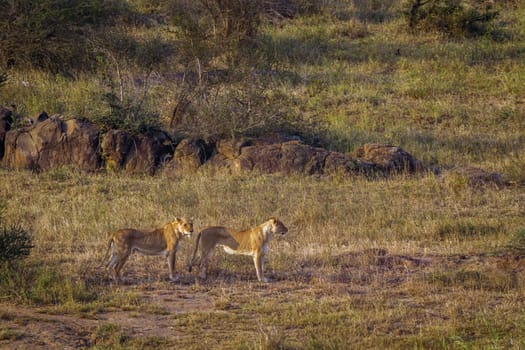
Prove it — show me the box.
[0,201,32,263]
[0,0,512,138]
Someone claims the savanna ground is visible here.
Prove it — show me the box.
[1,169,524,349]
[1,0,525,349]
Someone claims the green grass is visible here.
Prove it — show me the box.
[2,2,524,171]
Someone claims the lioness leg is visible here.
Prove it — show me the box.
[253,253,268,283]
[167,250,179,282]
[113,252,131,281]
[198,249,214,280]
[106,250,119,272]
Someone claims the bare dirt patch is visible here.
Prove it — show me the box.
[1,250,524,349]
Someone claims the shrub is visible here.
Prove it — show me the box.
[0,0,128,72]
[170,78,291,139]
[0,225,33,263]
[404,0,500,39]
[95,90,162,136]
[353,0,398,23]
[166,0,264,68]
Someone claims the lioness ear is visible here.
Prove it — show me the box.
[174,217,181,223]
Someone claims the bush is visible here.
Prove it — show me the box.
[0,225,33,263]
[353,0,398,23]
[170,78,291,139]
[166,0,264,68]
[95,90,162,136]
[404,0,500,39]
[0,0,128,72]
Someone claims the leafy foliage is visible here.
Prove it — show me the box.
[0,225,33,263]
[404,0,500,38]
[0,200,32,263]
[96,91,162,136]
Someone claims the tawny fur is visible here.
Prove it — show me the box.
[188,218,288,282]
[102,218,193,282]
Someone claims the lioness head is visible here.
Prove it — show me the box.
[174,217,194,236]
[268,217,288,236]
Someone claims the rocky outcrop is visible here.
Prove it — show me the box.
[2,116,101,171]
[168,138,210,173]
[101,130,174,174]
[354,143,424,173]
[0,113,426,177]
[190,136,422,177]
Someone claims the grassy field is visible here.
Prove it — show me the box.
[1,0,525,349]
[0,168,524,349]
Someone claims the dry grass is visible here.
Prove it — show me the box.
[1,168,524,348]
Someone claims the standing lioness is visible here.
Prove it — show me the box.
[103,218,194,282]
[188,218,288,282]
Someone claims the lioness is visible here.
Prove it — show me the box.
[103,218,194,282]
[188,218,288,283]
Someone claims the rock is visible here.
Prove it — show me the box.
[101,130,174,174]
[354,143,424,173]
[170,138,209,173]
[236,141,327,174]
[2,116,101,171]
[201,138,425,177]
[0,106,14,159]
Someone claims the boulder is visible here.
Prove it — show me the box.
[0,106,14,159]
[2,116,101,171]
[354,143,424,173]
[101,130,174,174]
[169,138,210,173]
[201,138,425,176]
[236,140,328,174]
[324,152,378,175]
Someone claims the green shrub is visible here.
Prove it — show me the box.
[404,0,500,39]
[95,91,162,136]
[0,225,33,263]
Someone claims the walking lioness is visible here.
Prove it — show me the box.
[188,218,288,282]
[103,218,194,282]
